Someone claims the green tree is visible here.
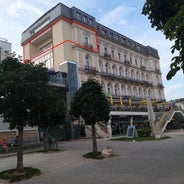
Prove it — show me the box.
[30,84,66,151]
[142,0,184,79]
[70,79,110,153]
[0,55,65,171]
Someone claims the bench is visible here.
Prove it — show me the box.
[0,137,41,154]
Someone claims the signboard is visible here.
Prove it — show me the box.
[126,125,136,138]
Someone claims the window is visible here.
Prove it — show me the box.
[85,55,90,67]
[121,85,125,95]
[116,35,119,40]
[84,36,88,46]
[102,30,107,35]
[83,16,87,23]
[118,52,121,60]
[114,84,118,95]
[112,65,116,75]
[138,88,142,97]
[99,60,103,72]
[135,59,137,66]
[111,50,114,58]
[131,70,134,79]
[104,47,108,54]
[130,57,132,63]
[89,18,93,25]
[77,12,80,19]
[127,86,132,96]
[39,42,52,53]
[119,67,123,76]
[107,83,111,93]
[105,63,109,73]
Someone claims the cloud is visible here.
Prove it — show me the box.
[99,4,137,28]
[0,0,46,55]
[164,82,183,100]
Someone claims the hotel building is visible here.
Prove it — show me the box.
[21,3,165,136]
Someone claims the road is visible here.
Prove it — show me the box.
[0,132,184,184]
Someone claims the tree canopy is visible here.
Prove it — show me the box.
[70,79,110,152]
[0,56,49,129]
[0,55,66,170]
[142,0,184,80]
[70,79,110,125]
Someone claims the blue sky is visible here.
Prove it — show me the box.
[0,0,183,101]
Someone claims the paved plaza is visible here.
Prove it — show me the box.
[0,132,184,184]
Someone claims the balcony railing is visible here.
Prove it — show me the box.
[124,59,131,65]
[155,68,160,73]
[99,71,153,86]
[83,64,97,72]
[104,53,111,58]
[83,43,93,49]
[140,65,146,69]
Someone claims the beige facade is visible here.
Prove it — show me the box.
[21,3,165,104]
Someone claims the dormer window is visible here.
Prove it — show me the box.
[83,15,87,23]
[89,18,93,25]
[77,12,80,20]
[102,30,107,35]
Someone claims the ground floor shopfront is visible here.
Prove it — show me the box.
[111,114,150,136]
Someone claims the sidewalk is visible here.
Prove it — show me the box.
[1,136,184,184]
[0,145,42,159]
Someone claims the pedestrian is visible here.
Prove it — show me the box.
[13,136,19,151]
[0,138,9,153]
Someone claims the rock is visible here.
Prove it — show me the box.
[101,145,113,158]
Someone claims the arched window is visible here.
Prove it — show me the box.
[136,71,140,80]
[125,68,129,78]
[114,83,119,95]
[133,86,137,96]
[112,65,117,75]
[121,85,126,95]
[143,88,147,98]
[148,89,152,98]
[105,63,109,73]
[131,70,134,79]
[119,66,123,76]
[138,87,142,97]
[127,86,132,96]
[146,73,149,81]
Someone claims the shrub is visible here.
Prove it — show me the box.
[137,128,151,137]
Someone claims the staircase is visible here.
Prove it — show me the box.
[85,123,109,139]
[152,109,174,138]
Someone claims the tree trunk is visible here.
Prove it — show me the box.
[16,126,24,172]
[45,127,50,151]
[91,124,97,153]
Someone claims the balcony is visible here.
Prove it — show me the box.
[124,59,131,65]
[140,65,146,69]
[157,83,164,88]
[82,64,97,73]
[155,68,160,73]
[83,43,93,49]
[104,53,111,58]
